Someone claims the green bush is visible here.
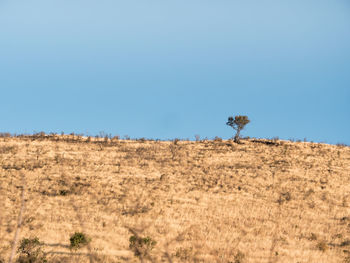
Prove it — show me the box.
[69,232,90,250]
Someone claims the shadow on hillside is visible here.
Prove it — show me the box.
[45,251,91,256]
[251,139,280,146]
[42,242,70,249]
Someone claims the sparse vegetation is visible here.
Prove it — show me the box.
[309,233,317,241]
[278,191,291,204]
[174,247,194,260]
[317,241,328,252]
[16,237,47,263]
[129,235,156,258]
[233,250,245,263]
[0,134,349,262]
[214,136,222,142]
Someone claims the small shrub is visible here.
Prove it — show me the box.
[59,189,68,196]
[234,250,245,263]
[38,132,45,137]
[308,233,317,241]
[174,247,194,260]
[214,136,222,142]
[316,241,328,252]
[278,192,291,204]
[0,132,11,138]
[129,235,156,258]
[112,135,120,141]
[69,232,90,250]
[17,237,47,263]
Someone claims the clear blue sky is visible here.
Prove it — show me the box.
[1,1,349,144]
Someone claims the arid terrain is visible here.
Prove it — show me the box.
[0,134,350,263]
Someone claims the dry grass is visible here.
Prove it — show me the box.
[0,135,350,262]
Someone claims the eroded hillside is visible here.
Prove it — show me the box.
[0,135,350,262]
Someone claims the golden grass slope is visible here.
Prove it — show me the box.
[0,135,350,262]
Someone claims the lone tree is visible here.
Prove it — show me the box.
[226,115,250,143]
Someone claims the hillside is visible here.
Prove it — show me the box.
[0,135,350,263]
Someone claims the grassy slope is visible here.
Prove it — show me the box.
[0,136,350,262]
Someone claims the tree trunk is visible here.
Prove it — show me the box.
[234,129,241,143]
